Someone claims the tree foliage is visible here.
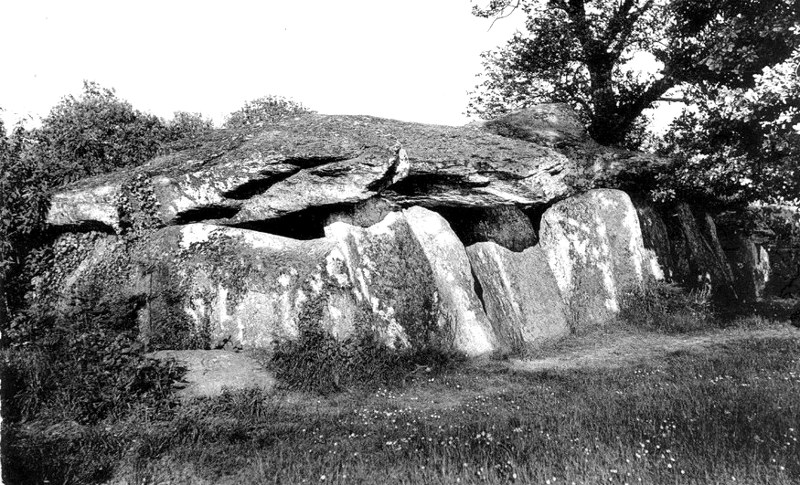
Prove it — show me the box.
[469,0,800,147]
[656,51,800,205]
[223,95,312,129]
[30,81,168,183]
[161,111,215,152]
[0,123,50,271]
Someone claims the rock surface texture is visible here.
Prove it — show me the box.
[30,105,793,364]
[402,207,498,356]
[660,204,738,302]
[149,350,276,398]
[46,113,668,232]
[480,103,592,148]
[49,217,440,351]
[467,243,569,352]
[538,189,660,327]
[324,212,439,349]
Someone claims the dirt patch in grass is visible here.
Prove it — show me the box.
[509,323,800,373]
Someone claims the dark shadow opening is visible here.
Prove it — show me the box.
[231,203,357,240]
[43,220,117,239]
[430,205,540,252]
[522,202,553,236]
[222,172,296,200]
[173,205,241,224]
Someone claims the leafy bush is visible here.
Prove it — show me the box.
[1,289,182,425]
[223,95,312,129]
[0,123,51,318]
[29,81,168,183]
[161,111,215,152]
[270,327,458,394]
[618,281,713,333]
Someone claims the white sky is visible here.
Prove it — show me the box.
[0,0,529,128]
[0,0,681,130]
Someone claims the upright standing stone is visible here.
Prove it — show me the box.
[466,242,569,352]
[325,212,440,349]
[403,206,498,356]
[663,203,738,302]
[539,189,658,327]
[632,198,674,280]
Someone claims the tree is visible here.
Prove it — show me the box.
[161,111,215,152]
[655,50,800,205]
[224,95,312,130]
[31,81,168,183]
[469,0,800,147]
[0,120,51,320]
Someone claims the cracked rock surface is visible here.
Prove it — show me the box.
[46,113,666,232]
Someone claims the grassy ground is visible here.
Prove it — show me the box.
[5,320,799,484]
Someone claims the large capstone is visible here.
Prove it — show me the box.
[402,206,498,356]
[46,113,669,232]
[480,103,592,148]
[466,243,569,352]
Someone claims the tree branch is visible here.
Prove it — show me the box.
[606,0,655,59]
[486,0,522,31]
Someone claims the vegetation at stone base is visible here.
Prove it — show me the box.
[1,286,183,421]
[619,280,713,333]
[0,287,184,483]
[5,324,795,484]
[469,0,799,148]
[269,327,460,395]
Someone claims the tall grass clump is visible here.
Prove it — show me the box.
[619,281,713,332]
[269,326,460,394]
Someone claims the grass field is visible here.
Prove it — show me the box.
[4,321,799,484]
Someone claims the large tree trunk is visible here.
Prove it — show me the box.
[588,67,629,147]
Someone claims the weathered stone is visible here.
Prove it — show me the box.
[481,103,591,148]
[55,216,440,351]
[434,206,537,252]
[466,243,569,351]
[632,198,675,280]
[47,183,123,231]
[136,224,343,349]
[661,203,738,302]
[402,206,498,356]
[539,189,659,327]
[148,350,276,398]
[728,235,771,303]
[46,112,669,231]
[754,205,800,298]
[324,212,440,349]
